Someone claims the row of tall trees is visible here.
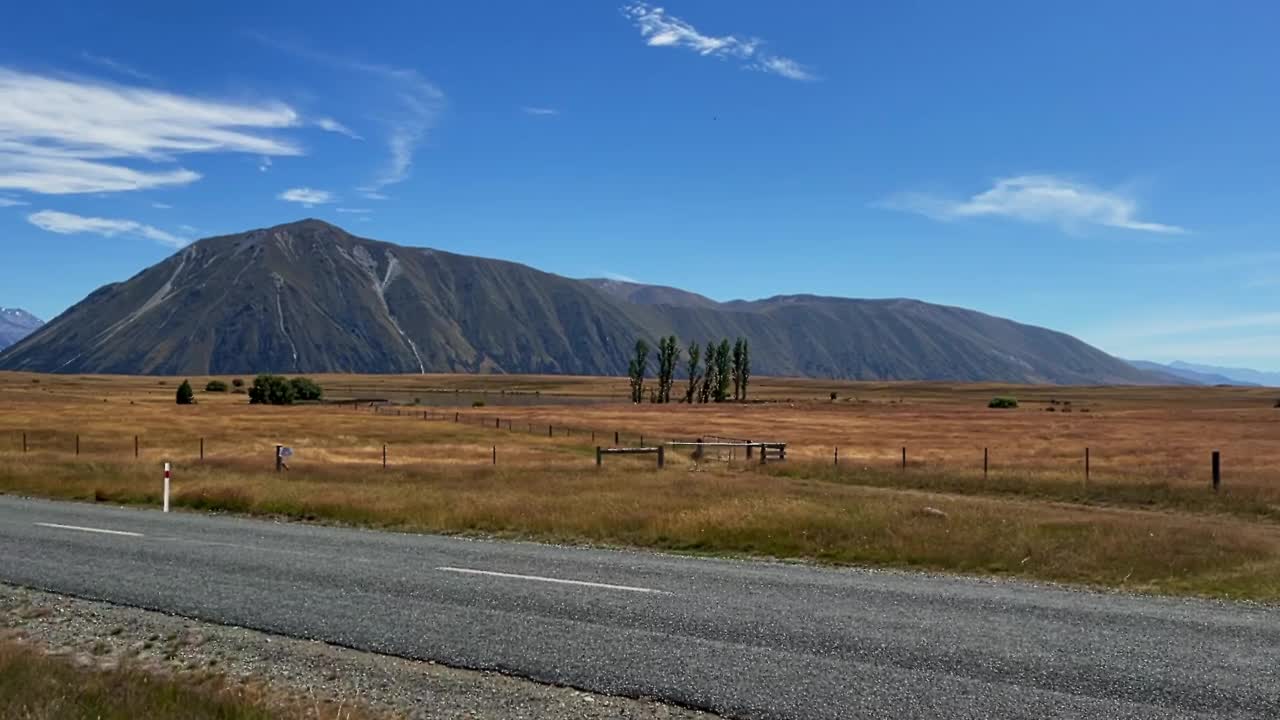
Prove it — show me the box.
[627,336,750,403]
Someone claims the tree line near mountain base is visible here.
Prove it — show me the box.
[628,337,750,404]
[175,375,323,405]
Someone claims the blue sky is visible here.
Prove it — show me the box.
[1,1,1278,369]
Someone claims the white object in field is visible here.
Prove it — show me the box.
[163,461,171,513]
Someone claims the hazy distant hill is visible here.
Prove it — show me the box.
[0,308,43,350]
[0,219,1166,384]
[1169,361,1280,387]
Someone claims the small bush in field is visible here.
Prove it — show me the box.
[988,396,1018,409]
[175,380,195,405]
[204,380,228,393]
[472,400,485,408]
[231,378,245,389]
[829,392,838,401]
[288,377,323,402]
[1274,399,1280,408]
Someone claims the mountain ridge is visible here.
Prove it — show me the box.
[0,308,43,351]
[0,219,1165,384]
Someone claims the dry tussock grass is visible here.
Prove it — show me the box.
[2,371,1279,600]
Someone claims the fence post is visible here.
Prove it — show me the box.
[383,444,387,470]
[640,434,645,447]
[983,447,988,478]
[834,446,839,466]
[76,434,80,456]
[22,431,26,454]
[548,424,553,438]
[162,461,170,513]
[200,437,204,461]
[134,435,138,458]
[1212,450,1221,491]
[902,447,907,470]
[275,445,283,473]
[455,412,459,423]
[658,445,665,469]
[614,431,620,445]
[496,417,500,429]
[596,446,602,467]
[591,430,596,443]
[1085,447,1090,484]
[492,445,497,465]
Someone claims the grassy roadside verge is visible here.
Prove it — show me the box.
[2,457,1278,602]
[0,637,373,720]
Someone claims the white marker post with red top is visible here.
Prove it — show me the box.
[163,461,171,513]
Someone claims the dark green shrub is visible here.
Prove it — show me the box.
[231,378,245,389]
[248,375,295,405]
[472,400,485,408]
[988,396,1018,409]
[1274,399,1280,408]
[175,380,195,405]
[288,377,323,401]
[204,380,228,393]
[829,391,838,401]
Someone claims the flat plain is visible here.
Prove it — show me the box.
[2,371,1278,601]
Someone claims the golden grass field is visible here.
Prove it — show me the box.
[2,371,1279,601]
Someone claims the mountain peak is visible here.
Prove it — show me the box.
[0,307,44,351]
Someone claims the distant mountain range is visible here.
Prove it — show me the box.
[1125,360,1279,387]
[0,308,43,351]
[0,219,1168,384]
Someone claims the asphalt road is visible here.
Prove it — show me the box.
[1,496,1276,719]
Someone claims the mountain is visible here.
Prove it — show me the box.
[0,308,43,351]
[1125,360,1249,386]
[0,219,1166,384]
[582,278,723,310]
[1169,361,1280,388]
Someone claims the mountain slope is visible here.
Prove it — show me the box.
[0,220,1164,384]
[0,308,43,351]
[1168,361,1280,387]
[1126,360,1252,386]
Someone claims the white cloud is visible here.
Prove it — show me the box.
[0,67,302,195]
[259,156,273,172]
[278,187,334,206]
[622,3,813,81]
[603,271,640,283]
[0,195,27,207]
[336,207,370,214]
[316,117,362,139]
[521,106,560,116]
[151,201,171,209]
[883,175,1185,234]
[360,190,388,200]
[253,37,443,194]
[80,52,153,82]
[752,55,815,81]
[27,209,186,247]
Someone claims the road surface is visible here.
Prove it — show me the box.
[0,495,1275,719]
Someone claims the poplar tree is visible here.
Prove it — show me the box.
[714,339,732,402]
[628,339,650,403]
[684,341,701,404]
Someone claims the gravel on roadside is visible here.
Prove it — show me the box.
[0,582,713,720]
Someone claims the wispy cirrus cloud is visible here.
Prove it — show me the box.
[0,67,303,195]
[882,175,1186,235]
[79,51,154,82]
[315,116,362,139]
[252,35,444,198]
[0,195,27,207]
[622,3,815,81]
[336,207,370,214]
[521,106,560,117]
[27,209,185,247]
[278,187,333,206]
